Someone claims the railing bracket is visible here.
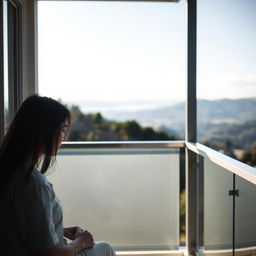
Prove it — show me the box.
[228,189,239,197]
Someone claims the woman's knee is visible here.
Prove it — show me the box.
[94,241,115,256]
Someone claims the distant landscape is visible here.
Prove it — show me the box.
[102,98,256,140]
[67,98,256,166]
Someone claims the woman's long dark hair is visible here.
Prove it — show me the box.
[0,95,71,189]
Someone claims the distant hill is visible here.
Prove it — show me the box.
[197,98,256,123]
[103,98,256,138]
[201,119,256,150]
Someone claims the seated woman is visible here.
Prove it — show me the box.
[0,95,116,256]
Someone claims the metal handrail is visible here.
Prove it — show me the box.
[62,140,186,148]
[186,142,256,185]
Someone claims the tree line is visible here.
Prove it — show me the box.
[68,105,176,141]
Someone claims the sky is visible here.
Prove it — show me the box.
[38,0,256,109]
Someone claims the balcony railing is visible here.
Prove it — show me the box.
[50,141,184,251]
[48,141,256,256]
[186,143,256,256]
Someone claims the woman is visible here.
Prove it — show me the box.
[0,95,116,256]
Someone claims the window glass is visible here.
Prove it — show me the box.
[197,0,256,164]
[38,1,186,141]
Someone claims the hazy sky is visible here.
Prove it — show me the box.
[38,0,256,105]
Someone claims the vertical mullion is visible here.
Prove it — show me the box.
[0,0,4,141]
[7,0,22,120]
[186,0,197,142]
[186,0,197,255]
[7,0,15,119]
[14,1,22,108]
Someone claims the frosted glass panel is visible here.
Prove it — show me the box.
[48,147,180,250]
[235,176,256,250]
[204,156,233,250]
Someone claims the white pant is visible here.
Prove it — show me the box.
[78,241,116,256]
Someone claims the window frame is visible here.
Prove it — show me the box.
[7,0,23,121]
[0,0,4,139]
[0,1,198,253]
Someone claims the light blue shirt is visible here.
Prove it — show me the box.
[0,169,65,255]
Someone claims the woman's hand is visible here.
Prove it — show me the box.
[64,227,94,249]
[37,228,95,256]
[64,226,83,241]
[76,230,95,249]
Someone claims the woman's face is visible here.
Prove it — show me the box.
[58,120,70,148]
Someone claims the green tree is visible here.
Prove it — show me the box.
[67,105,176,142]
[93,112,103,124]
[86,131,99,141]
[142,127,156,140]
[241,147,256,166]
[124,121,142,140]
